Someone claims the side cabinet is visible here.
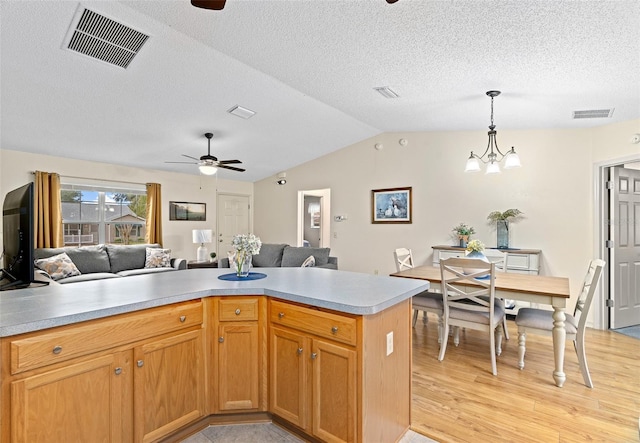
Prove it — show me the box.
[213,296,267,413]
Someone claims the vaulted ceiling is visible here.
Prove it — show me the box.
[2,0,639,182]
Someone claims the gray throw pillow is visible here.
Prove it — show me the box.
[34,245,110,274]
[252,243,287,267]
[281,246,330,267]
[107,244,160,273]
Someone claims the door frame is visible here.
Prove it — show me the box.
[594,153,640,330]
[297,189,330,248]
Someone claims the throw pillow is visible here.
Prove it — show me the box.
[145,248,172,268]
[34,252,81,281]
[301,255,316,268]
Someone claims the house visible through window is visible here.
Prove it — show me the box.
[60,179,147,247]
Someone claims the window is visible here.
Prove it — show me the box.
[60,179,147,247]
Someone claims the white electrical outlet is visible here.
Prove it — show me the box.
[386,331,393,356]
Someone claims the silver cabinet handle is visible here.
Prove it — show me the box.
[235,308,241,315]
[179,315,186,323]
[297,347,303,355]
[331,326,338,334]
[311,352,317,360]
[52,346,62,355]
[278,312,285,319]
[137,360,144,368]
[114,367,122,375]
[219,337,224,343]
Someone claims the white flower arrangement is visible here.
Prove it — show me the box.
[231,234,262,255]
[466,239,485,253]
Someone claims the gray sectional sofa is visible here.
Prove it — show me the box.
[218,243,338,270]
[34,243,186,284]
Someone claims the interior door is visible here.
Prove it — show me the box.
[609,166,640,328]
[217,194,250,258]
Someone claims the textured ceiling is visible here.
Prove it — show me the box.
[1,0,639,182]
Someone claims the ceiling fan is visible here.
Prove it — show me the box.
[191,0,398,10]
[166,132,245,175]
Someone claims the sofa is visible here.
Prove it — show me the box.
[33,243,186,284]
[218,243,338,270]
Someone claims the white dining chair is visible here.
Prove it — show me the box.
[515,259,605,388]
[484,249,511,340]
[394,248,443,342]
[438,257,505,376]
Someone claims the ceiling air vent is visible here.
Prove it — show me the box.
[63,7,149,69]
[572,109,614,119]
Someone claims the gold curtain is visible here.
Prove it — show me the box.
[34,171,63,248]
[145,183,163,245]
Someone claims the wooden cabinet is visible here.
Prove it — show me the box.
[213,296,266,413]
[1,300,204,443]
[269,300,357,443]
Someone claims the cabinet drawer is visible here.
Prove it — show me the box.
[10,300,203,375]
[506,253,530,270]
[269,300,357,346]
[218,297,260,321]
[439,251,464,260]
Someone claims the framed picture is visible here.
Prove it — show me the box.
[169,201,206,221]
[371,187,412,224]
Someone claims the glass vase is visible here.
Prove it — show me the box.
[235,252,252,277]
[497,221,509,249]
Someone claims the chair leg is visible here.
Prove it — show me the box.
[412,309,418,327]
[438,323,450,362]
[437,314,443,344]
[502,315,510,340]
[517,330,526,370]
[489,325,498,376]
[453,326,460,346]
[422,310,428,324]
[575,332,593,388]
[495,323,503,356]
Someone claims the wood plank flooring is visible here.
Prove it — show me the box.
[410,314,640,443]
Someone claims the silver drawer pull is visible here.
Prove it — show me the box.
[137,360,144,368]
[114,367,122,375]
[331,326,339,334]
[278,312,285,319]
[297,347,303,355]
[235,308,241,315]
[311,352,317,360]
[179,315,186,323]
[52,346,62,355]
[219,337,224,343]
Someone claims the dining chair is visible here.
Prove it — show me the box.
[394,248,443,342]
[515,258,605,388]
[484,249,512,340]
[438,257,505,376]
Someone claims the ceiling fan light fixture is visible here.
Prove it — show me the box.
[199,164,218,175]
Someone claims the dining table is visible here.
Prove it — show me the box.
[391,265,571,387]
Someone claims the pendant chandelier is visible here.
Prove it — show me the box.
[465,90,521,174]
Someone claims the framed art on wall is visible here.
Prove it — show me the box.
[169,201,206,221]
[371,187,412,224]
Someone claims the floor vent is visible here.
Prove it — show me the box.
[63,7,149,69]
[572,109,614,119]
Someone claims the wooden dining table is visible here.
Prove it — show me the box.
[391,265,571,387]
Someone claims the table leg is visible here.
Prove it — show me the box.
[552,306,566,387]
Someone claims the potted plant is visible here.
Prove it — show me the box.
[487,209,523,249]
[452,222,475,248]
[209,252,217,263]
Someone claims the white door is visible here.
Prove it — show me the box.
[217,194,250,258]
[609,166,640,328]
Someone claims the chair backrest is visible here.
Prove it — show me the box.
[394,248,414,272]
[439,257,497,322]
[484,249,508,273]
[574,259,606,329]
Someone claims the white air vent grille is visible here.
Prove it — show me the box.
[374,86,400,99]
[65,8,149,69]
[572,109,614,119]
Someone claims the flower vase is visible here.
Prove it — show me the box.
[497,220,509,249]
[463,250,489,277]
[458,235,469,248]
[235,252,252,277]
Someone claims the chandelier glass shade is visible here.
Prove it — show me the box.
[465,91,521,174]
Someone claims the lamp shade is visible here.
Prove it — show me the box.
[465,156,481,172]
[199,164,217,175]
[504,150,521,169]
[192,229,213,244]
[485,162,500,174]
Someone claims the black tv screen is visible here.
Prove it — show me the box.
[1,182,35,290]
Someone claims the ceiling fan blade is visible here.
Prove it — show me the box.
[165,161,198,164]
[217,159,242,165]
[191,0,226,10]
[181,154,201,161]
[218,164,245,172]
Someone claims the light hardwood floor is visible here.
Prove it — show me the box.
[410,314,640,443]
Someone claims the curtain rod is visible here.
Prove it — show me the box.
[30,171,147,187]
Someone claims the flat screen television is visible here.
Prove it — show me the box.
[1,182,35,290]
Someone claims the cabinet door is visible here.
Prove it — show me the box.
[11,352,131,443]
[269,326,310,430]
[134,329,205,443]
[217,322,259,411]
[312,339,357,443]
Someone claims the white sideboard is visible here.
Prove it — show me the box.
[431,245,542,314]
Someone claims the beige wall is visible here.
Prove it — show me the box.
[0,149,253,262]
[254,119,640,315]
